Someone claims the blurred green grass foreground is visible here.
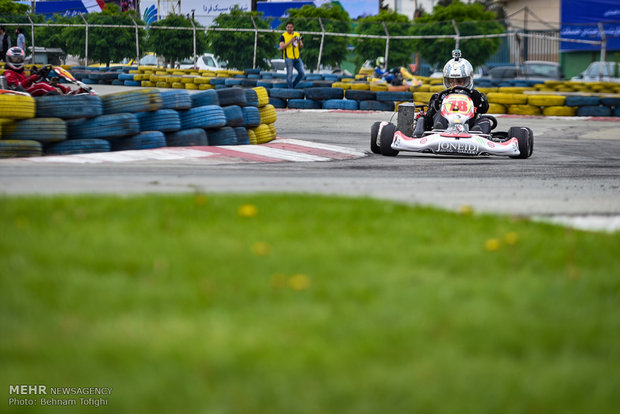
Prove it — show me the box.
[1,194,619,413]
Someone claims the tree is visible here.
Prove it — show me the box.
[411,0,504,68]
[62,4,146,65]
[0,0,29,14]
[354,10,416,69]
[147,14,208,67]
[208,6,278,70]
[34,14,76,54]
[283,3,351,70]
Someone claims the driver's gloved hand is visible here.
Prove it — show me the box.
[38,65,53,79]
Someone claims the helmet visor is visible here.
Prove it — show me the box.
[7,55,23,64]
[446,77,469,88]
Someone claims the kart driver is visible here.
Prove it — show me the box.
[373,56,396,83]
[3,47,73,96]
[414,50,490,137]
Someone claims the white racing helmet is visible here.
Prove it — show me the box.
[6,47,25,70]
[442,49,474,89]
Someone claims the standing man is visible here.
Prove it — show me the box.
[16,28,26,52]
[279,21,305,89]
[0,26,10,62]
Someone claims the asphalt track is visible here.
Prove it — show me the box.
[1,85,619,231]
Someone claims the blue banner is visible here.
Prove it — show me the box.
[35,1,89,18]
[561,0,620,52]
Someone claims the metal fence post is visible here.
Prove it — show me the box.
[316,17,325,72]
[25,12,35,57]
[190,17,197,68]
[382,21,389,68]
[129,14,140,65]
[452,19,459,50]
[80,13,88,66]
[250,16,258,69]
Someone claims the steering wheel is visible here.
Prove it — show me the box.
[480,115,498,131]
[450,85,469,93]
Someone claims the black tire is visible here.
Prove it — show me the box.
[46,138,110,155]
[525,127,534,157]
[0,140,42,158]
[215,88,247,107]
[508,126,532,159]
[379,123,398,156]
[370,121,381,154]
[241,106,261,128]
[67,113,139,140]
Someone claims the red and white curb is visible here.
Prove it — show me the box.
[22,138,367,164]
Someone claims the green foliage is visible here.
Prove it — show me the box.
[208,6,278,70]
[282,4,351,70]
[411,0,504,68]
[34,14,77,54]
[147,14,208,66]
[354,11,416,69]
[62,4,146,64]
[0,10,43,50]
[0,0,29,14]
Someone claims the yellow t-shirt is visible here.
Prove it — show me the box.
[280,31,301,59]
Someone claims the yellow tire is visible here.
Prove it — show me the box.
[172,82,184,89]
[498,86,534,94]
[487,92,528,105]
[198,84,214,90]
[248,128,257,145]
[259,104,277,124]
[542,106,577,116]
[193,77,210,84]
[477,87,498,94]
[185,83,198,90]
[331,82,351,90]
[508,104,541,115]
[349,82,369,90]
[250,124,273,144]
[417,84,431,92]
[487,103,506,114]
[412,92,435,103]
[527,95,566,106]
[429,85,444,92]
[369,83,388,92]
[267,123,277,140]
[252,87,269,107]
[0,93,36,120]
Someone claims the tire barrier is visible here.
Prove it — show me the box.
[252,87,269,107]
[101,88,162,114]
[35,94,103,119]
[269,97,287,108]
[67,113,140,140]
[136,109,181,132]
[305,87,343,100]
[244,89,259,107]
[190,89,219,107]
[223,105,244,127]
[487,93,528,105]
[216,88,247,106]
[287,99,322,109]
[3,117,66,143]
[179,105,226,130]
[527,95,566,107]
[165,128,208,147]
[565,96,601,107]
[269,88,305,100]
[0,139,42,158]
[234,127,250,145]
[46,138,111,155]
[109,131,167,151]
[577,105,612,117]
[345,89,376,101]
[258,104,277,124]
[250,124,273,144]
[241,106,261,128]
[360,100,394,111]
[376,91,413,102]
[208,126,237,145]
[542,106,577,116]
[507,104,541,116]
[322,99,359,110]
[161,89,192,110]
[0,93,36,119]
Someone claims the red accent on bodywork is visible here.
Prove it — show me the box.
[440,131,472,138]
[498,137,518,146]
[394,130,416,141]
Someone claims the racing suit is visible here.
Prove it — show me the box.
[418,87,490,135]
[3,67,71,96]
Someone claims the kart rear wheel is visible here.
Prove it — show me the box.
[370,121,381,154]
[525,127,534,157]
[508,126,532,159]
[379,123,399,157]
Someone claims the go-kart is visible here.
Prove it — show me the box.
[38,66,97,95]
[370,89,533,159]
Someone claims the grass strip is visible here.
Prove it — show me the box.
[1,194,619,413]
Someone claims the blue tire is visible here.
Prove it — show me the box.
[46,138,110,155]
[269,88,305,99]
[3,117,66,143]
[190,89,219,108]
[287,99,322,109]
[136,109,181,132]
[67,113,139,140]
[165,128,208,147]
[109,131,167,151]
[376,91,413,102]
[234,127,250,145]
[565,96,601,106]
[216,88,247,106]
[269,97,287,108]
[241,106,261,127]
[577,105,612,117]
[305,87,343,100]
[208,126,237,146]
[102,89,163,114]
[179,105,226,129]
[322,99,359,110]
[360,100,395,111]
[0,140,42,158]
[223,105,244,127]
[35,94,103,119]
[161,90,192,110]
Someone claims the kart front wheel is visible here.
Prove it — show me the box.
[379,123,399,156]
[508,126,532,159]
[370,121,381,154]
